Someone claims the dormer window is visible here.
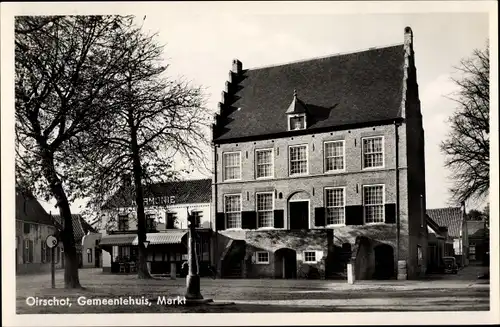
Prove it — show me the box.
[289,114,306,131]
[286,89,308,131]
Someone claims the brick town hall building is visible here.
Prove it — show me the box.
[211,27,428,280]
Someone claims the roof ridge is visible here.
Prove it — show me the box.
[154,178,212,185]
[245,42,404,71]
[427,207,462,211]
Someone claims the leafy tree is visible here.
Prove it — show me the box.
[74,19,210,278]
[15,15,140,288]
[441,43,489,204]
[466,209,486,221]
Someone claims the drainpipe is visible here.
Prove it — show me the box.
[213,137,219,275]
[394,120,400,261]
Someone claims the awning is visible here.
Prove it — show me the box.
[132,230,188,246]
[99,234,137,246]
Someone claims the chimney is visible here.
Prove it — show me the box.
[232,59,242,74]
[404,26,413,52]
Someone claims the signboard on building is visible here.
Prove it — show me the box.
[131,196,175,207]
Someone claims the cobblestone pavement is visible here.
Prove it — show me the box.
[15,267,490,313]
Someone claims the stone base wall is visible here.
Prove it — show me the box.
[217,229,328,279]
[216,226,417,280]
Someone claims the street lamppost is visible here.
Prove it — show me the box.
[184,209,212,305]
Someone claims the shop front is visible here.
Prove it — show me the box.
[100,229,212,275]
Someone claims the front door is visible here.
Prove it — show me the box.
[289,201,309,230]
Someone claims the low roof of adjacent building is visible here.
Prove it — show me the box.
[214,44,407,142]
[426,207,463,238]
[467,220,487,239]
[52,214,96,241]
[16,188,53,226]
[103,178,212,209]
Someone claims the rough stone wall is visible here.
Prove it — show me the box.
[217,230,328,278]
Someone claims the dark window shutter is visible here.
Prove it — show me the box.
[385,203,396,223]
[29,240,34,263]
[216,212,225,231]
[314,207,326,227]
[274,210,284,228]
[242,211,257,230]
[345,205,364,225]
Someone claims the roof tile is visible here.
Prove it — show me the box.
[16,189,53,226]
[104,178,212,209]
[426,207,463,238]
[214,45,405,141]
[53,214,96,241]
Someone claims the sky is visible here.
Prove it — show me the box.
[7,3,492,214]
[137,11,490,212]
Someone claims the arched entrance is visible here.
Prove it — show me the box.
[288,191,310,230]
[373,243,395,279]
[275,248,297,279]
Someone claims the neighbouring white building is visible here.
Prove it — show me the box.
[99,177,212,275]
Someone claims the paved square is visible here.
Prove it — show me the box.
[15,266,489,313]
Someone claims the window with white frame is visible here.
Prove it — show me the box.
[41,242,47,263]
[223,152,241,181]
[289,145,308,175]
[362,136,384,168]
[23,239,33,263]
[224,194,242,229]
[255,251,269,264]
[118,214,129,231]
[303,251,317,263]
[256,149,273,178]
[256,192,274,228]
[324,141,345,171]
[363,185,385,223]
[325,188,345,225]
[289,114,306,131]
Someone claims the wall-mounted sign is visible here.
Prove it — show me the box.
[131,196,176,207]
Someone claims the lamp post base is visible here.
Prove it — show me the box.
[185,274,203,300]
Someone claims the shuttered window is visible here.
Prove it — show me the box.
[363,185,385,223]
[256,193,274,228]
[325,188,345,225]
[224,194,242,229]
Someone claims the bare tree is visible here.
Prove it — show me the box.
[15,15,139,288]
[74,19,211,278]
[441,43,489,204]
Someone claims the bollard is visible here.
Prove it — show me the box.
[170,262,176,280]
[347,263,355,284]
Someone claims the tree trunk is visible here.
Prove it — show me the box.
[41,151,82,288]
[129,109,152,279]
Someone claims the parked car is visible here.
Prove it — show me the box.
[442,256,458,274]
